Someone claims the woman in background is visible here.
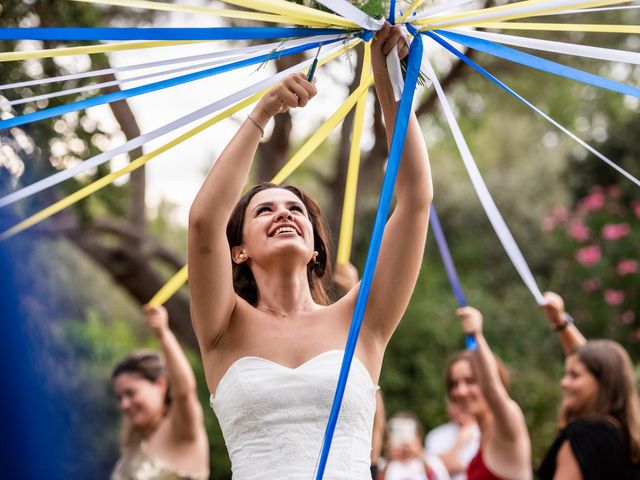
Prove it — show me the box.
[111,305,209,480]
[447,307,531,480]
[538,292,640,480]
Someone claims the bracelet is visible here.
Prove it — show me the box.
[247,114,265,138]
[553,312,574,332]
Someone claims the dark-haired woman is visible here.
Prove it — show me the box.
[188,23,432,479]
[111,305,209,479]
[538,292,640,480]
[447,307,531,480]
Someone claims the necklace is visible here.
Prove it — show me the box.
[257,302,310,318]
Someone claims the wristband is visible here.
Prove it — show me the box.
[553,312,574,332]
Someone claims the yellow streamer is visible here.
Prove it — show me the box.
[336,43,371,264]
[415,0,630,28]
[0,91,265,241]
[468,21,640,33]
[72,0,326,27]
[0,40,202,63]
[218,0,359,28]
[147,265,189,305]
[398,0,428,23]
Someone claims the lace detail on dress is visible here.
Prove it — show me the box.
[210,350,378,480]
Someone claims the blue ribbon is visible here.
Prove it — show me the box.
[0,27,348,41]
[315,34,424,480]
[389,0,397,24]
[436,29,640,99]
[0,37,343,130]
[429,205,477,350]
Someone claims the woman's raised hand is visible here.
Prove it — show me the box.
[456,306,484,337]
[143,304,170,338]
[252,73,318,125]
[541,291,566,329]
[372,22,409,66]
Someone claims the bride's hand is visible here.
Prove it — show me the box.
[251,73,318,126]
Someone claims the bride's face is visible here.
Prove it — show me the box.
[237,188,315,267]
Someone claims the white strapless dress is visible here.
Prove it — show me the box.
[210,350,378,480]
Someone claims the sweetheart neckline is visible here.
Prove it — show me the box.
[210,349,377,399]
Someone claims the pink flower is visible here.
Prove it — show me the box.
[604,289,625,305]
[568,221,590,242]
[551,205,569,223]
[582,278,602,293]
[608,185,622,199]
[601,223,631,241]
[576,245,601,266]
[580,191,605,212]
[617,259,638,276]
[619,310,635,325]
[541,216,557,232]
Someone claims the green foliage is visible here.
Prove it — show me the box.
[545,184,640,355]
[287,0,389,19]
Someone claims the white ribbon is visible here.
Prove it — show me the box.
[422,53,546,305]
[0,36,331,91]
[0,34,346,108]
[0,40,356,208]
[313,0,385,30]
[411,0,480,21]
[427,0,620,28]
[447,27,640,65]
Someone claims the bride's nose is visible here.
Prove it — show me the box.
[274,206,293,222]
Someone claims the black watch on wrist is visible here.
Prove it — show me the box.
[553,312,574,332]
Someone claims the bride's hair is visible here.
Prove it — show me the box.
[226,183,332,306]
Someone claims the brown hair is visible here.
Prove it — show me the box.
[112,350,170,449]
[559,340,640,462]
[226,183,332,306]
[445,350,510,396]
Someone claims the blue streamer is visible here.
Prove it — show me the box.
[314,35,424,480]
[424,31,640,187]
[436,29,640,99]
[0,37,344,130]
[429,205,477,350]
[389,0,397,24]
[0,27,348,41]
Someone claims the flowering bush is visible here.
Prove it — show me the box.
[543,185,639,348]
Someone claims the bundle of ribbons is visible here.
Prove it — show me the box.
[1,1,638,477]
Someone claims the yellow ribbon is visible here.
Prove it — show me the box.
[72,0,326,27]
[336,43,371,264]
[147,265,189,306]
[398,0,428,23]
[0,91,265,241]
[218,0,359,28]
[0,40,202,62]
[467,21,640,33]
[415,0,630,28]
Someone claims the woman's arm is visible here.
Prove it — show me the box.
[542,292,587,356]
[359,23,433,344]
[188,75,317,351]
[145,305,202,440]
[554,441,584,480]
[457,307,529,446]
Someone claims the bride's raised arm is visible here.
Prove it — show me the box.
[355,24,433,346]
[188,75,317,352]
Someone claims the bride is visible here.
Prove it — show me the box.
[188,23,433,479]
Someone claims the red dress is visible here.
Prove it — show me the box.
[467,449,505,480]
